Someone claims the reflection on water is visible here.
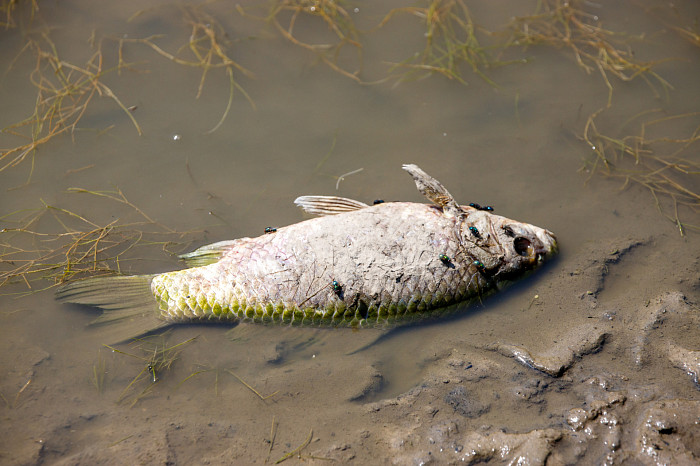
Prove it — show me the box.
[1,0,698,463]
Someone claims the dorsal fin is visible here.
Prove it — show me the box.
[402,164,460,217]
[294,195,369,217]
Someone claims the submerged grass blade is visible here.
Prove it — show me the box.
[1,33,141,179]
[379,0,500,87]
[124,4,255,131]
[505,0,673,105]
[239,0,363,82]
[225,369,279,401]
[275,429,313,464]
[581,108,700,234]
[106,334,197,406]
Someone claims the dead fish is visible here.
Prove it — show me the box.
[56,164,557,341]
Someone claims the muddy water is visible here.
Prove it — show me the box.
[1,0,699,464]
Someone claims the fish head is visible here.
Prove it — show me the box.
[460,208,558,278]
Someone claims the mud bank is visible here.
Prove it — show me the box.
[3,236,698,465]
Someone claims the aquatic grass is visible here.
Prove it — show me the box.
[0,188,197,294]
[581,108,700,235]
[1,33,142,181]
[379,0,498,87]
[240,0,363,82]
[107,435,134,448]
[4,378,32,408]
[92,349,107,395]
[104,334,197,407]
[672,25,700,48]
[177,364,279,401]
[275,428,313,464]
[266,415,278,463]
[225,369,279,400]
[505,0,673,105]
[177,365,223,395]
[125,4,255,134]
[0,0,39,29]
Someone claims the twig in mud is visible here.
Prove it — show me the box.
[67,187,170,232]
[225,369,279,401]
[275,429,313,464]
[177,364,228,397]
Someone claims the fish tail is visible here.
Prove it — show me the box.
[56,275,168,342]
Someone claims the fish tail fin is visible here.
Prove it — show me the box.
[56,274,168,342]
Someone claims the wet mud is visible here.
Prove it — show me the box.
[2,235,698,465]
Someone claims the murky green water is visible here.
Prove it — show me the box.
[2,0,698,463]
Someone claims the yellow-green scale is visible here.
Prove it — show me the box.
[151,260,482,327]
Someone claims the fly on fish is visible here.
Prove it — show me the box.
[57,164,558,341]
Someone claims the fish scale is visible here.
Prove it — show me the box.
[151,202,484,327]
[56,164,557,341]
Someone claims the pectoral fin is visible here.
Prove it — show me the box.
[294,195,369,217]
[179,240,240,267]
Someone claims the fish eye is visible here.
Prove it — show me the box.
[513,237,532,256]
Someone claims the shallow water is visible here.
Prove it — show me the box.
[1,0,699,464]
